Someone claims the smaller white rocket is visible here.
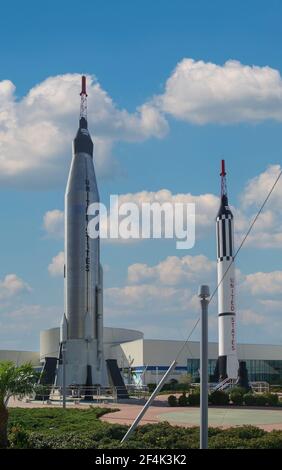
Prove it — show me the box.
[216,160,239,381]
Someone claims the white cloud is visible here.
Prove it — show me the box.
[241,164,282,208]
[128,254,215,286]
[0,303,61,349]
[104,254,217,337]
[235,207,282,249]
[43,209,64,238]
[103,248,282,343]
[258,299,282,311]
[0,274,58,350]
[239,309,266,326]
[105,265,282,343]
[3,59,282,188]
[104,166,281,250]
[242,164,282,209]
[48,251,64,277]
[155,58,282,124]
[105,284,197,319]
[115,190,218,231]
[44,190,218,243]
[43,163,282,251]
[0,74,168,187]
[241,232,282,249]
[42,162,282,343]
[235,164,282,248]
[115,190,217,244]
[0,274,31,300]
[243,271,282,295]
[6,304,55,319]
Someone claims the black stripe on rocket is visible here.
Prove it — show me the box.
[216,214,234,260]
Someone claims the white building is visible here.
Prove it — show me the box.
[1,326,282,385]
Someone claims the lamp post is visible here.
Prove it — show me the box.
[198,285,210,449]
[62,341,66,409]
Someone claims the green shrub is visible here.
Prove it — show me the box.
[232,386,247,395]
[209,390,229,406]
[243,393,257,406]
[8,407,282,449]
[209,425,266,449]
[255,394,267,406]
[132,422,200,449]
[178,393,188,407]
[224,425,265,439]
[8,425,30,448]
[162,378,191,393]
[8,407,111,435]
[103,424,128,440]
[243,393,271,406]
[28,432,97,449]
[188,391,200,406]
[230,391,243,406]
[264,393,279,406]
[148,380,189,394]
[247,432,282,449]
[209,435,246,449]
[25,424,281,449]
[167,395,177,407]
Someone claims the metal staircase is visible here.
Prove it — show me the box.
[213,377,237,392]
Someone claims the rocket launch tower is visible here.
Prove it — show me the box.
[216,160,239,381]
[56,76,107,388]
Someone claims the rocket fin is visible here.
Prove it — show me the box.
[84,311,94,340]
[60,313,68,342]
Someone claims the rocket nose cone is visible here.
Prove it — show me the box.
[74,119,93,155]
[217,194,233,218]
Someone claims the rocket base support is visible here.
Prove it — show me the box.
[218,354,239,381]
[56,339,106,388]
[218,355,228,381]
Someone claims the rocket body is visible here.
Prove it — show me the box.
[57,114,106,387]
[216,193,239,381]
[65,118,99,340]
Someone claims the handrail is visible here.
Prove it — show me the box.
[28,383,149,404]
[213,377,231,392]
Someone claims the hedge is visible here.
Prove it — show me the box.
[8,419,282,449]
[167,395,177,407]
[209,390,230,406]
[178,393,189,406]
[167,391,280,407]
[188,391,200,406]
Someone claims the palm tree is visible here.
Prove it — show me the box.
[0,361,39,448]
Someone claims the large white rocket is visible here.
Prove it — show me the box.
[216,160,239,381]
[56,76,106,387]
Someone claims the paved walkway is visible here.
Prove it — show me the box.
[157,408,282,429]
[100,402,282,431]
[8,396,282,431]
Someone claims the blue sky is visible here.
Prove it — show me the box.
[1,0,282,350]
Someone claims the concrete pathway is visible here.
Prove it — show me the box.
[8,396,282,431]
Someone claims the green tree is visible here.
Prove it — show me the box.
[0,361,39,448]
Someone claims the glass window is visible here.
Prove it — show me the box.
[187,358,282,384]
